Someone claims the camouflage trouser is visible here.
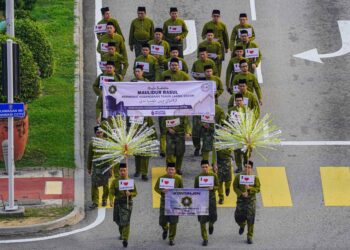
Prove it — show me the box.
[166,132,185,171]
[217,158,232,183]
[159,199,178,240]
[234,149,249,171]
[114,201,133,240]
[192,116,202,150]
[235,197,256,239]
[158,117,166,154]
[198,196,217,224]
[135,155,149,175]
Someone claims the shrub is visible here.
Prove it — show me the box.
[0,0,37,11]
[15,19,53,78]
[15,9,35,20]
[0,34,41,103]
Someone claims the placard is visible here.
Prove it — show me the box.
[151,45,165,55]
[239,175,255,185]
[199,176,214,187]
[159,178,175,189]
[135,62,150,72]
[168,26,182,34]
[94,24,107,33]
[119,179,135,191]
[245,48,259,58]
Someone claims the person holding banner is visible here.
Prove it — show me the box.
[232,60,262,105]
[198,30,223,76]
[154,162,184,246]
[225,46,247,94]
[229,13,256,49]
[87,126,112,209]
[162,116,191,175]
[163,7,188,58]
[134,43,160,81]
[109,163,137,248]
[165,46,189,73]
[234,30,262,73]
[97,22,127,59]
[129,6,155,57]
[93,61,123,124]
[160,57,190,81]
[97,7,124,41]
[233,160,260,244]
[148,28,170,74]
[194,160,219,246]
[101,42,128,78]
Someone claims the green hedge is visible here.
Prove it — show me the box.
[0,0,37,11]
[0,34,41,103]
[15,19,53,78]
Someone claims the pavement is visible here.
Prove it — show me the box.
[1,0,350,249]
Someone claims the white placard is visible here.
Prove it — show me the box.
[233,63,241,73]
[130,116,144,124]
[168,60,183,70]
[199,176,214,187]
[168,25,182,34]
[239,175,255,185]
[159,178,175,189]
[243,97,249,106]
[135,62,150,73]
[99,61,107,71]
[245,48,259,58]
[208,53,217,59]
[191,72,205,79]
[201,114,214,123]
[99,76,115,87]
[166,118,180,127]
[233,85,239,93]
[119,179,135,191]
[100,42,109,52]
[151,45,165,55]
[94,24,107,33]
[238,28,252,37]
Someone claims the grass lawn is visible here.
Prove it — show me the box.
[3,0,76,168]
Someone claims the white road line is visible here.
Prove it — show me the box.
[250,0,257,21]
[185,141,350,146]
[184,20,198,56]
[256,62,263,84]
[95,0,102,75]
[0,208,106,244]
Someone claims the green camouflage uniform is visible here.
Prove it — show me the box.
[229,24,256,49]
[212,148,233,201]
[87,141,111,205]
[198,40,223,76]
[97,33,127,59]
[233,173,260,240]
[227,90,260,118]
[163,18,188,58]
[148,39,171,73]
[101,52,128,77]
[194,172,219,241]
[162,116,191,171]
[134,54,160,81]
[232,72,262,102]
[154,174,184,240]
[165,57,189,73]
[97,18,124,41]
[129,17,154,57]
[225,57,247,93]
[109,177,137,241]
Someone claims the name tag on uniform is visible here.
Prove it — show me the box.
[199,176,214,187]
[119,179,135,191]
[99,61,107,71]
[168,25,182,34]
[99,76,115,87]
[160,178,175,189]
[208,53,217,59]
[233,63,241,73]
[245,48,259,58]
[191,72,205,78]
[243,97,249,106]
[100,43,109,52]
[166,118,180,127]
[151,45,165,55]
[94,24,107,33]
[238,28,252,37]
[135,62,150,73]
[201,114,215,124]
[168,60,183,70]
[239,175,255,185]
[130,116,144,125]
[233,85,239,93]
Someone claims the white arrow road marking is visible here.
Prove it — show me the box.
[256,63,263,84]
[184,20,198,56]
[294,20,350,63]
[95,0,102,74]
[0,208,106,244]
[250,0,257,21]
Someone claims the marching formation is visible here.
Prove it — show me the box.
[90,6,266,248]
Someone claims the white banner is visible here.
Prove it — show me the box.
[165,188,209,216]
[102,81,215,117]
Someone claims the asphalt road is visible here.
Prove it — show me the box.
[1,0,350,249]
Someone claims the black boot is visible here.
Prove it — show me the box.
[122,240,128,247]
[202,240,208,246]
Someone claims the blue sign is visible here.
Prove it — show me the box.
[0,103,25,118]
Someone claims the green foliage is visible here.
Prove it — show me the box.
[15,19,54,77]
[15,9,35,20]
[0,0,37,11]
[0,34,41,103]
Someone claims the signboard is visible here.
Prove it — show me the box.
[0,103,25,118]
[165,188,209,216]
[102,81,215,117]
[239,175,255,185]
[119,179,135,191]
[159,178,175,189]
[245,48,259,58]
[199,176,214,187]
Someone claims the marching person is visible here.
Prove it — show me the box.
[154,162,184,246]
[97,7,124,41]
[191,47,217,80]
[101,42,128,78]
[134,43,160,81]
[204,64,223,104]
[129,6,155,57]
[87,126,111,209]
[130,64,148,82]
[97,22,127,59]
[109,163,137,248]
[160,57,190,81]
[163,7,188,58]
[230,13,256,48]
[226,46,246,94]
[165,46,189,73]
[194,160,219,246]
[233,160,260,244]
[148,28,171,74]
